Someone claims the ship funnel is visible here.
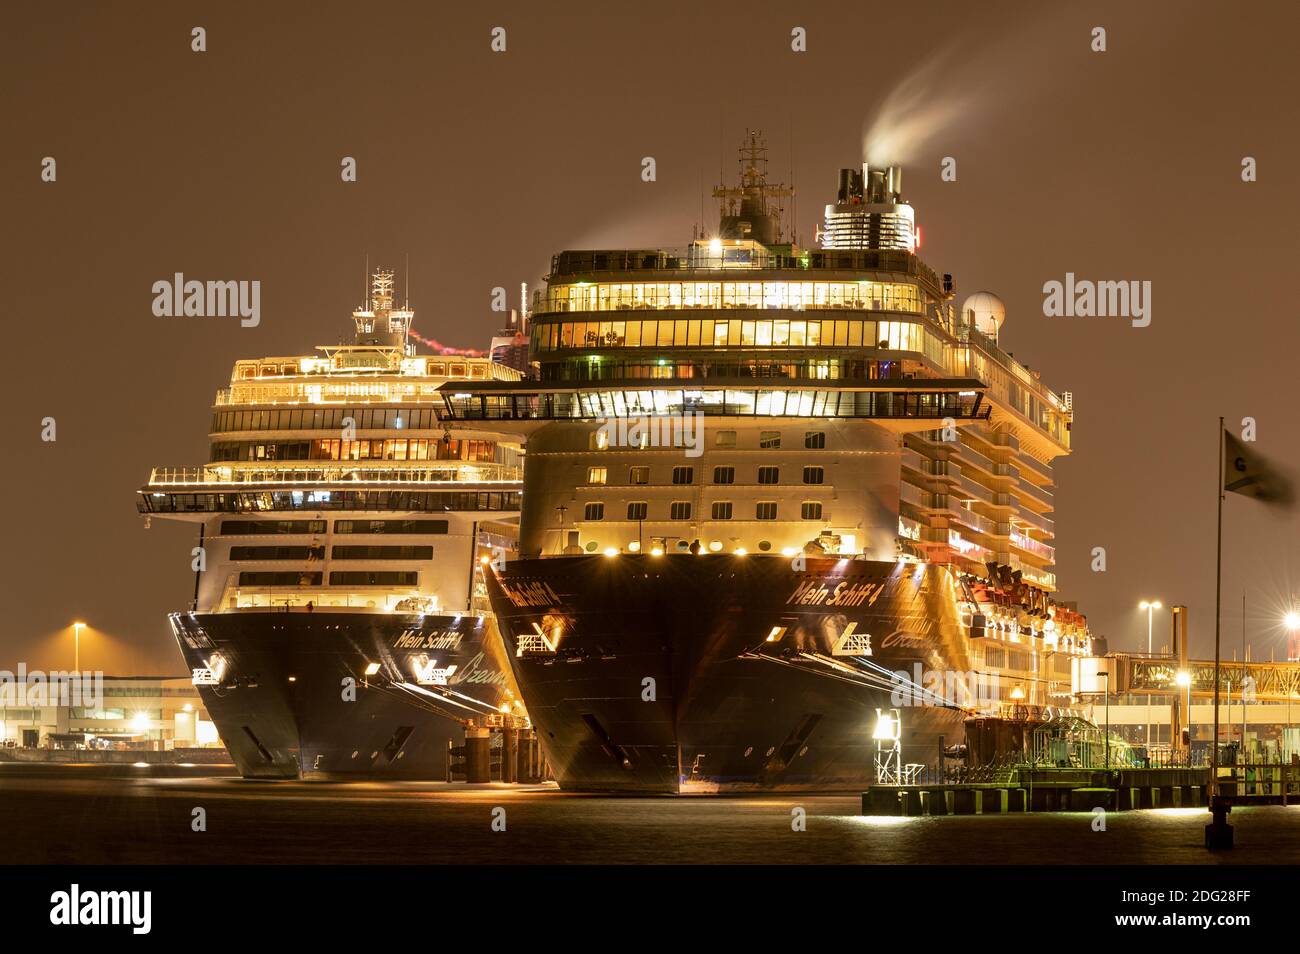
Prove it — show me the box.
[821,162,916,252]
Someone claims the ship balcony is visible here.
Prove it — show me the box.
[1017,453,1055,480]
[1016,480,1055,510]
[950,506,1001,537]
[1014,506,1055,537]
[1009,531,1056,563]
[956,474,997,505]
[954,442,1000,478]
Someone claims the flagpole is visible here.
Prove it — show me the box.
[1212,417,1224,796]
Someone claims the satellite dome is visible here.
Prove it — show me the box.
[961,291,1006,340]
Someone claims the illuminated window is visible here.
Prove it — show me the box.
[711,502,733,520]
[584,503,605,521]
[670,501,692,520]
[757,466,779,485]
[756,502,778,521]
[801,502,823,520]
[587,467,607,485]
[627,502,648,520]
[803,466,824,485]
[713,466,735,484]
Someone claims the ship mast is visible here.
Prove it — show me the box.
[711,129,795,247]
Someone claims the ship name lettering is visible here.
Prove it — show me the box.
[393,631,463,650]
[787,579,830,605]
[499,580,562,608]
[826,581,885,608]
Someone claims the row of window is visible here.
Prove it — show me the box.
[443,388,975,422]
[588,465,825,486]
[209,438,497,463]
[542,280,923,314]
[537,357,905,383]
[593,429,823,452]
[584,501,823,521]
[228,545,434,560]
[211,407,439,433]
[220,519,450,535]
[139,491,520,515]
[237,571,421,587]
[533,318,935,357]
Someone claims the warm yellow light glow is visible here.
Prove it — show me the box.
[1285,611,1300,632]
[734,547,747,556]
[1139,600,1163,611]
[1010,686,1026,700]
[129,712,150,733]
[781,547,798,557]
[650,547,664,557]
[629,541,641,552]
[603,547,619,558]
[708,540,722,552]
[183,703,193,712]
[765,627,782,642]
[479,555,491,565]
[872,713,899,741]
[1175,671,1191,688]
[363,662,381,676]
[287,675,297,682]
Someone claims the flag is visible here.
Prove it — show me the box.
[1223,430,1294,505]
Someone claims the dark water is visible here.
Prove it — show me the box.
[1,764,1296,864]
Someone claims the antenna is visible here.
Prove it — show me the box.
[364,252,370,310]
[405,252,410,309]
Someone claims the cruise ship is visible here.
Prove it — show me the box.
[451,132,1100,792]
[138,269,536,780]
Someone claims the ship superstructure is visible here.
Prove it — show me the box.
[138,269,535,779]
[447,132,1096,792]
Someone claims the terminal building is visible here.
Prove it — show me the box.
[0,675,221,751]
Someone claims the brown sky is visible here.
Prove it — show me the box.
[4,1,1299,672]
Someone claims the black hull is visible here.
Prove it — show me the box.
[486,554,978,793]
[170,611,516,779]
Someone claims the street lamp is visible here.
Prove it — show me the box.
[72,621,85,672]
[1176,670,1192,766]
[1138,600,1164,653]
[1094,670,1111,768]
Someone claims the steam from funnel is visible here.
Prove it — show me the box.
[862,50,975,167]
[861,7,1080,167]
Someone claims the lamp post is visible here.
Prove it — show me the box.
[1284,610,1300,758]
[72,621,85,672]
[1139,600,1162,751]
[1094,670,1110,769]
[1176,670,1192,767]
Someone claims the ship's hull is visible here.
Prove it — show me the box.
[486,554,981,793]
[170,610,516,779]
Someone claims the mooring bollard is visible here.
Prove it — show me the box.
[1205,795,1233,850]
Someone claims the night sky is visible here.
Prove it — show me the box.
[5,1,1298,672]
